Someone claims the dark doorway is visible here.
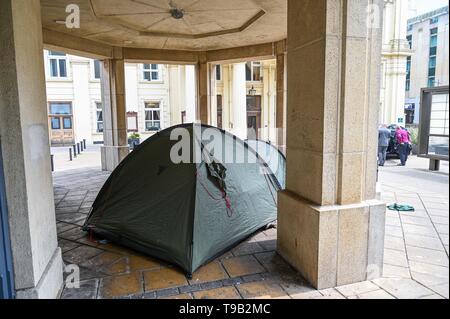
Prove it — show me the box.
[0,141,15,299]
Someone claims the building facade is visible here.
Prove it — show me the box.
[44,51,278,146]
[379,0,412,126]
[405,6,449,124]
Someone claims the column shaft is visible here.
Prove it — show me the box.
[100,57,129,171]
[278,0,386,289]
[232,63,248,140]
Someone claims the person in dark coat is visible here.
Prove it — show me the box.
[378,124,391,166]
[396,126,411,166]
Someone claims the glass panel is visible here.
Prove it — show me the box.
[50,59,58,77]
[428,68,436,76]
[59,59,67,77]
[429,46,437,56]
[145,111,151,121]
[63,118,72,129]
[432,94,449,104]
[253,66,261,81]
[97,111,103,122]
[151,71,159,80]
[428,136,449,156]
[50,103,71,115]
[49,51,66,56]
[51,117,60,130]
[245,62,252,81]
[143,71,151,81]
[430,28,438,35]
[143,64,150,70]
[429,57,436,68]
[97,123,104,133]
[151,64,158,70]
[428,77,436,87]
[153,110,160,121]
[216,65,221,80]
[94,60,101,79]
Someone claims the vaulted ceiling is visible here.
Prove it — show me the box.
[40,0,287,51]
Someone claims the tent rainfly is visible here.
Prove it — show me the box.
[83,124,281,276]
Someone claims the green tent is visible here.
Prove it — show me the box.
[83,124,279,276]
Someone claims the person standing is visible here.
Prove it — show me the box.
[396,126,411,166]
[378,125,391,166]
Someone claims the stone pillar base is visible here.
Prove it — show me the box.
[15,248,63,299]
[101,146,130,172]
[277,191,386,290]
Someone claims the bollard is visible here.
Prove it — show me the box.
[80,141,84,152]
[51,154,54,172]
[83,139,87,150]
[69,148,73,161]
[77,143,81,155]
[72,145,77,158]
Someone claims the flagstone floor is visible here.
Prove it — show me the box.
[54,158,449,300]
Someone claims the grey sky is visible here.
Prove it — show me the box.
[409,0,449,18]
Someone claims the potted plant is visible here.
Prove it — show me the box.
[128,133,141,149]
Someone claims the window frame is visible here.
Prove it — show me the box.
[246,61,263,82]
[48,51,68,79]
[144,102,162,132]
[142,64,162,82]
[95,102,104,133]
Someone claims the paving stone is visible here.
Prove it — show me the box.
[440,234,449,246]
[347,290,395,299]
[221,278,243,287]
[427,209,449,218]
[99,272,143,299]
[59,227,87,241]
[383,249,409,268]
[430,215,449,225]
[383,264,411,279]
[242,274,264,283]
[278,278,315,296]
[385,216,402,227]
[429,283,449,299]
[57,222,78,234]
[404,233,446,251]
[189,262,228,285]
[156,288,180,298]
[58,239,82,253]
[385,225,404,238]
[232,242,265,256]
[409,261,449,279]
[63,245,103,265]
[316,288,345,299]
[236,281,287,299]
[222,255,266,278]
[401,215,433,227]
[406,246,449,267]
[384,235,406,252]
[336,281,381,297]
[372,278,435,299]
[80,251,122,269]
[193,286,242,299]
[144,267,188,291]
[161,293,193,299]
[61,279,99,299]
[258,239,277,251]
[103,258,129,275]
[435,224,449,235]
[56,213,87,224]
[411,271,449,288]
[200,281,223,290]
[128,255,162,272]
[254,251,293,273]
[179,284,203,294]
[403,224,439,238]
[290,291,323,299]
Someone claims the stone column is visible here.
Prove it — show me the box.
[278,0,386,289]
[262,63,271,141]
[168,65,182,125]
[222,65,232,131]
[185,65,197,123]
[100,50,129,172]
[210,65,218,127]
[72,58,93,144]
[197,57,210,124]
[276,53,287,153]
[0,0,63,298]
[232,63,248,140]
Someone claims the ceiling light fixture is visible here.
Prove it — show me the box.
[170,8,184,19]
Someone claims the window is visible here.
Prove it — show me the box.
[48,51,67,78]
[406,35,412,49]
[63,118,72,129]
[51,118,61,130]
[49,103,72,115]
[216,65,222,81]
[217,95,223,129]
[143,64,161,81]
[246,61,262,82]
[428,28,438,87]
[93,60,101,79]
[407,24,413,32]
[96,102,103,133]
[430,17,439,24]
[144,102,161,131]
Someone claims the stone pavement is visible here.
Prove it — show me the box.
[54,156,449,299]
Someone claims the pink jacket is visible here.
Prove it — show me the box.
[396,129,410,144]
